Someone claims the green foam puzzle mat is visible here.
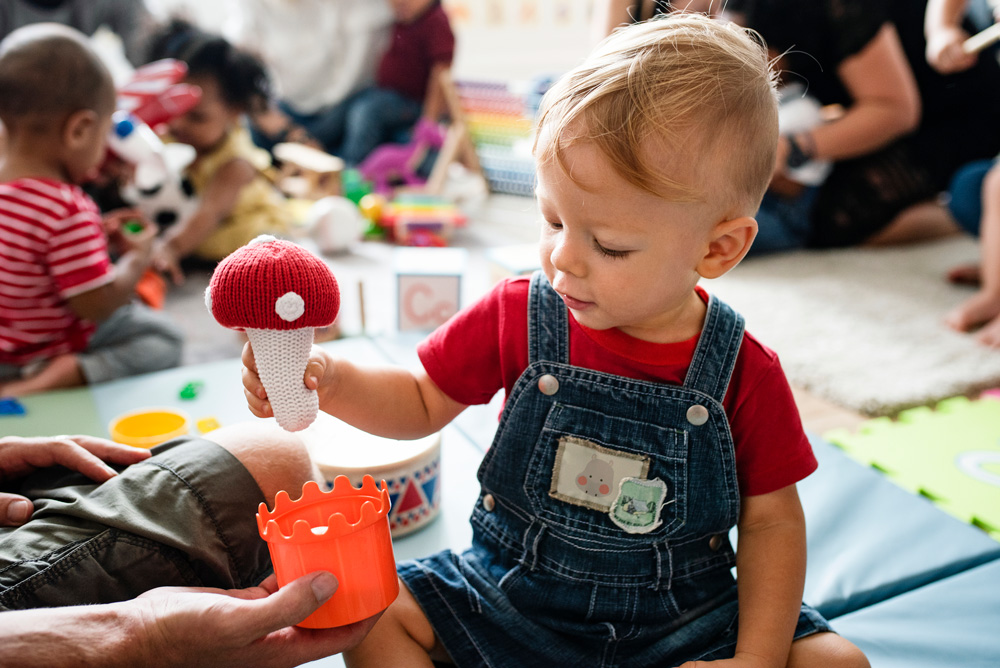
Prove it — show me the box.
[825,396,1000,541]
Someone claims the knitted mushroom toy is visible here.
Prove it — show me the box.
[206,235,340,432]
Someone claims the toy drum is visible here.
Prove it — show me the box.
[302,413,441,538]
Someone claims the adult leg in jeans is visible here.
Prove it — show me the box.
[337,88,422,166]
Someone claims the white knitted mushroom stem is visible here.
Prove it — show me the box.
[247,327,318,432]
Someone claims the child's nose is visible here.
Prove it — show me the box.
[550,237,585,277]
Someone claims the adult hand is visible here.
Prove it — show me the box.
[241,342,332,419]
[0,435,150,526]
[129,572,379,668]
[0,572,380,668]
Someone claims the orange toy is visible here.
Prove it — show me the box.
[257,476,398,628]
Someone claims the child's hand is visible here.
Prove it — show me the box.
[0,435,150,526]
[675,654,774,668]
[152,239,186,286]
[242,341,331,419]
[926,25,976,74]
[111,212,158,258]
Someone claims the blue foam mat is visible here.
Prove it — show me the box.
[799,436,1000,619]
[833,558,1000,668]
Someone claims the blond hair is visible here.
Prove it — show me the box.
[534,13,778,216]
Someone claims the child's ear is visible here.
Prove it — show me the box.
[696,216,758,279]
[62,109,99,149]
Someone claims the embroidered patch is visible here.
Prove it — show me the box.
[609,477,671,534]
[549,436,649,512]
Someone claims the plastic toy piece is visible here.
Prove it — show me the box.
[0,397,26,416]
[123,219,145,234]
[206,235,340,432]
[257,476,398,628]
[179,381,203,400]
[358,118,446,196]
[196,416,220,433]
[108,408,189,448]
[379,195,467,247]
[826,396,1000,541]
[117,59,201,131]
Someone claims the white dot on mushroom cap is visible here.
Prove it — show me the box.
[250,234,277,245]
[275,291,305,322]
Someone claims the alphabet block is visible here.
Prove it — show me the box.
[394,248,468,331]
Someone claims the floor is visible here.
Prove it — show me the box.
[162,192,866,435]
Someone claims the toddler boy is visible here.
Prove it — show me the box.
[0,24,182,396]
[245,13,870,668]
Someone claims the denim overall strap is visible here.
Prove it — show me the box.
[528,271,568,365]
[682,294,744,404]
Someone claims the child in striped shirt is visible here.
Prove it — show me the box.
[0,24,182,396]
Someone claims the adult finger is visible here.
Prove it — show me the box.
[69,435,151,466]
[240,571,339,635]
[0,493,34,527]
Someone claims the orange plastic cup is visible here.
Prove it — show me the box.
[257,476,399,628]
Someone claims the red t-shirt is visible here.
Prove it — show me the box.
[418,277,817,497]
[376,2,455,103]
[0,178,113,365]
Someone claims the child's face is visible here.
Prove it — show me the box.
[167,76,239,153]
[536,139,718,342]
[389,0,435,23]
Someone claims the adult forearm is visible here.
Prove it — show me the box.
[810,99,914,163]
[0,605,139,668]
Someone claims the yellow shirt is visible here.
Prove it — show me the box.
[186,126,290,261]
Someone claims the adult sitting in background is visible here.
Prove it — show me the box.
[724,0,1000,253]
[224,0,394,152]
[595,0,1000,254]
[0,0,156,66]
[0,426,378,667]
[258,0,455,167]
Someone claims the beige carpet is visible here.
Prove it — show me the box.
[704,236,1000,417]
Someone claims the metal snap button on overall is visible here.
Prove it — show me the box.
[538,374,559,396]
[482,493,496,511]
[686,404,709,426]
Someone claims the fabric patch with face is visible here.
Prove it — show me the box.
[549,436,649,512]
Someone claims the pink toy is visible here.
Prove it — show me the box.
[206,235,340,432]
[358,118,446,196]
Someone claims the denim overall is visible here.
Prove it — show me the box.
[398,272,830,667]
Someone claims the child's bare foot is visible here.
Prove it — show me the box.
[947,263,982,286]
[945,290,1000,332]
[975,316,1000,347]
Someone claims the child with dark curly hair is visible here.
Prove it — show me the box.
[146,20,291,284]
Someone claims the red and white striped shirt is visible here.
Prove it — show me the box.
[0,178,114,365]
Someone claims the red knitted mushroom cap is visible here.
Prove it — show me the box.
[207,236,340,331]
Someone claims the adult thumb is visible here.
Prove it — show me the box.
[248,571,339,633]
[0,494,34,527]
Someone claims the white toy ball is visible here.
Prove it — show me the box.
[306,196,365,254]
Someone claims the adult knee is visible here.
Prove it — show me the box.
[204,420,320,503]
